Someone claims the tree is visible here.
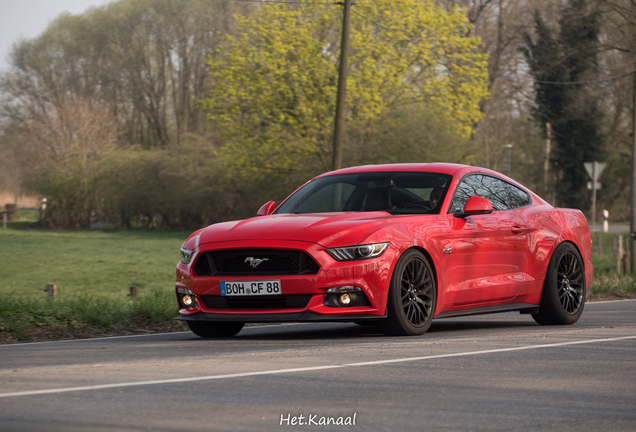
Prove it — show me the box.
[522,0,604,210]
[592,0,636,220]
[25,98,119,228]
[0,0,246,149]
[344,105,473,167]
[0,0,255,227]
[201,0,489,180]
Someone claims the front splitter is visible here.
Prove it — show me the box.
[175,311,385,323]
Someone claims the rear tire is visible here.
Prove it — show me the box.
[187,321,245,337]
[378,249,436,336]
[532,243,585,325]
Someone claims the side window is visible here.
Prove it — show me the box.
[507,184,530,208]
[451,174,510,213]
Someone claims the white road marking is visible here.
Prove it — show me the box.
[0,331,191,348]
[1,335,634,399]
[586,298,636,305]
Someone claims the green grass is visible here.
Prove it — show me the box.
[0,288,179,339]
[589,232,636,295]
[0,225,189,300]
[0,223,192,341]
[590,231,627,274]
[15,208,40,223]
[591,273,636,296]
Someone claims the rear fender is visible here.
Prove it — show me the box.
[522,207,593,296]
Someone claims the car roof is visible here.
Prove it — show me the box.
[317,163,544,203]
[319,163,501,180]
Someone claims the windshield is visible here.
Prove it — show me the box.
[274,172,452,215]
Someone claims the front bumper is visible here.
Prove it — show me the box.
[175,239,397,321]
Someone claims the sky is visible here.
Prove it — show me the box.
[0,0,111,72]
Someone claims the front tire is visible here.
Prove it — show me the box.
[378,249,436,336]
[187,321,245,337]
[532,243,585,325]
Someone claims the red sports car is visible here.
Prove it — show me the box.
[175,163,592,337]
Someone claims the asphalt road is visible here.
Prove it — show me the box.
[1,300,635,432]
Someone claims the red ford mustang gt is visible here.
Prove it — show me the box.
[175,163,592,337]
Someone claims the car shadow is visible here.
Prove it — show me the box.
[429,316,539,332]
[205,316,541,341]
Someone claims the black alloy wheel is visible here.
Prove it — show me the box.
[379,249,436,336]
[532,242,585,325]
[557,251,584,314]
[187,321,245,337]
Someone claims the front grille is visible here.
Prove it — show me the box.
[193,249,320,276]
[201,295,312,310]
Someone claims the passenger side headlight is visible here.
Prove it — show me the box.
[326,243,389,261]
[180,247,194,264]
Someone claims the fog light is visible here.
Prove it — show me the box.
[182,295,193,307]
[339,293,351,305]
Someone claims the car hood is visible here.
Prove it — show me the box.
[197,212,412,249]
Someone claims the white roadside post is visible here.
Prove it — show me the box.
[584,162,606,233]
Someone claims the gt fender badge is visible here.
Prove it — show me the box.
[443,248,453,254]
[245,257,269,268]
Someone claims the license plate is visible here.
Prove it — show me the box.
[220,280,281,296]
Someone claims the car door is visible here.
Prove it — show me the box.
[504,181,543,299]
[442,174,531,308]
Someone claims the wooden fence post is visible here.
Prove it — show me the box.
[129,286,139,300]
[5,204,16,221]
[44,284,57,300]
[613,235,624,274]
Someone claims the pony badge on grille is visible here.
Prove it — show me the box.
[244,257,268,268]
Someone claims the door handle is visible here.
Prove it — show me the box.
[511,226,525,234]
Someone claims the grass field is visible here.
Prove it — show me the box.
[0,215,191,341]
[0,216,634,342]
[589,230,630,274]
[0,222,188,300]
[588,230,636,298]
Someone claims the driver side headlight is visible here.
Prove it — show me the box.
[326,243,389,261]
[180,247,194,264]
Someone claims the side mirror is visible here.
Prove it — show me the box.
[453,196,493,218]
[257,201,276,216]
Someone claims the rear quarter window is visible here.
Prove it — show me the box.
[506,184,530,208]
